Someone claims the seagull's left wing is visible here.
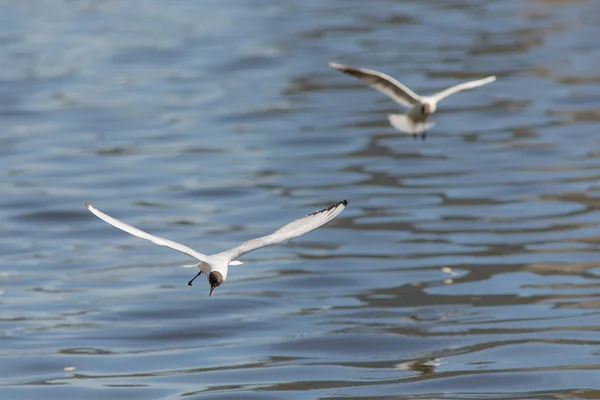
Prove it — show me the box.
[84,202,209,263]
[219,200,348,262]
[430,76,496,102]
[329,62,420,108]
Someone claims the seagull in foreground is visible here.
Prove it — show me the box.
[329,62,496,139]
[84,200,347,296]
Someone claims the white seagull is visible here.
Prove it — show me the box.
[329,62,496,139]
[84,200,347,296]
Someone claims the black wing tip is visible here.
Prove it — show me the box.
[308,200,348,217]
[84,201,91,208]
[324,200,347,212]
[328,199,348,210]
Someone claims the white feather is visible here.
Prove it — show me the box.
[218,200,347,262]
[388,114,436,135]
[85,202,208,262]
[329,62,420,108]
[430,76,496,102]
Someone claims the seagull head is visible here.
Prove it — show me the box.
[420,102,435,116]
[208,271,223,297]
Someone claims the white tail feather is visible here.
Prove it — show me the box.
[182,264,198,268]
[388,114,435,135]
[228,261,243,266]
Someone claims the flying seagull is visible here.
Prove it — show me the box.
[329,62,496,139]
[84,200,347,296]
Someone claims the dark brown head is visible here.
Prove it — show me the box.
[421,103,432,116]
[208,271,223,297]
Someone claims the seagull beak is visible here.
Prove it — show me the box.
[209,285,216,297]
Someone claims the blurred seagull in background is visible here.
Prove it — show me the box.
[84,200,347,297]
[329,62,496,139]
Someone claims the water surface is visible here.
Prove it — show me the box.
[2,0,600,399]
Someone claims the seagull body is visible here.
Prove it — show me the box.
[328,62,496,138]
[84,200,347,296]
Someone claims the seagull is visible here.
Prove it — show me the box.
[328,62,496,139]
[84,200,347,296]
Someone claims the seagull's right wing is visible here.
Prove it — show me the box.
[430,76,496,102]
[220,200,348,262]
[84,202,208,263]
[329,62,420,107]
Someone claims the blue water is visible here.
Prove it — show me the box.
[2,0,600,399]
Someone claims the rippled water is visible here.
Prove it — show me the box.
[2,0,600,399]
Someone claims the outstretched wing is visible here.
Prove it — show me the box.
[220,200,348,262]
[430,76,496,102]
[329,62,420,108]
[84,202,208,262]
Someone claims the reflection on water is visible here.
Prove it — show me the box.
[2,0,600,399]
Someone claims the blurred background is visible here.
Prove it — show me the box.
[2,0,600,399]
